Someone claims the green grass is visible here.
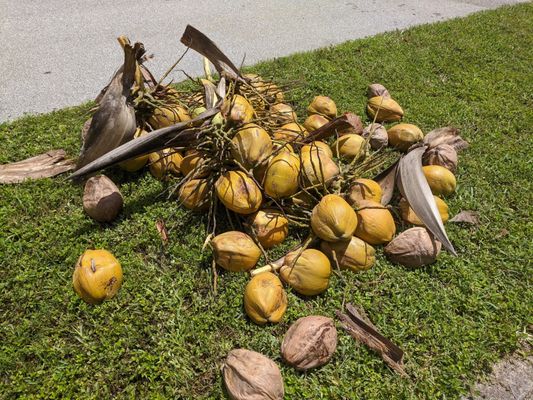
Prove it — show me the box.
[1,4,532,399]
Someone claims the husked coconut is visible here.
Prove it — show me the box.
[83,175,123,222]
[384,227,442,267]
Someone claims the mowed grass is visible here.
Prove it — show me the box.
[1,4,532,399]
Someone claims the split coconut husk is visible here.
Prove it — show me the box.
[83,175,123,222]
[384,227,441,267]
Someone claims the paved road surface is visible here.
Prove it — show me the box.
[0,0,525,121]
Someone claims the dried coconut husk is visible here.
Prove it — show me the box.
[362,123,388,150]
[223,349,284,400]
[83,175,123,222]
[366,83,391,99]
[384,227,441,267]
[281,316,337,371]
[422,143,458,172]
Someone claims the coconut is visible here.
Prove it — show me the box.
[366,83,391,99]
[177,178,210,211]
[280,249,331,296]
[148,104,191,129]
[366,96,403,122]
[211,231,261,272]
[399,196,449,225]
[354,200,396,245]
[270,103,297,124]
[311,194,358,242]
[72,249,123,304]
[263,152,300,199]
[423,143,458,172]
[332,134,367,160]
[148,148,183,180]
[303,114,329,132]
[384,227,442,267]
[118,128,149,171]
[244,272,287,325]
[215,171,262,214]
[347,178,383,205]
[180,150,209,178]
[422,165,457,196]
[300,141,333,159]
[249,209,289,249]
[362,123,388,150]
[244,73,285,103]
[281,316,337,371]
[223,349,284,400]
[224,94,255,125]
[320,236,375,272]
[387,123,424,151]
[307,96,337,119]
[83,175,123,222]
[272,141,294,154]
[231,124,273,169]
[299,150,339,188]
[273,123,308,142]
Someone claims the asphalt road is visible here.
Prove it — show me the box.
[0,0,525,122]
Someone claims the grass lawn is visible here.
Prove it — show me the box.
[1,3,532,399]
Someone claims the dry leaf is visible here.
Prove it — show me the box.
[449,210,480,225]
[156,220,169,244]
[374,161,398,206]
[302,113,363,142]
[423,127,469,152]
[0,150,75,184]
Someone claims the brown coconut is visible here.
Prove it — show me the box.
[366,83,391,99]
[281,316,337,371]
[422,143,458,172]
[223,349,284,400]
[384,227,442,267]
[362,123,388,150]
[83,175,123,222]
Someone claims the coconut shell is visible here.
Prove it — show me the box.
[83,175,123,222]
[384,227,442,267]
[211,231,261,272]
[244,272,287,325]
[366,83,391,99]
[223,349,284,400]
[422,143,458,172]
[311,194,358,242]
[180,150,208,178]
[320,236,375,272]
[280,249,331,296]
[387,123,424,151]
[307,96,337,119]
[281,316,337,371]
[224,95,254,125]
[215,171,262,214]
[148,148,183,180]
[362,123,388,150]
[366,96,403,122]
[148,104,191,129]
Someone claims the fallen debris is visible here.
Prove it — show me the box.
[0,149,74,184]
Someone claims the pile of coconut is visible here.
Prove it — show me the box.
[69,26,469,396]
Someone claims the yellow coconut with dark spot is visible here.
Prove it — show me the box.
[148,148,183,180]
[320,236,375,272]
[280,249,331,296]
[354,200,396,245]
[224,95,254,125]
[311,194,358,242]
[73,249,123,305]
[422,165,457,196]
[303,114,329,132]
[148,104,191,129]
[231,124,273,169]
[307,96,337,119]
[366,96,403,122]
[215,171,262,214]
[211,231,261,272]
[249,209,289,249]
[177,178,211,211]
[263,152,300,199]
[244,272,287,325]
[347,178,382,205]
[387,123,424,151]
[273,123,308,142]
[332,134,366,160]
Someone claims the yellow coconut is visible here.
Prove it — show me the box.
[422,165,457,196]
[366,96,403,122]
[354,200,396,245]
[177,178,211,211]
[280,249,331,296]
[263,152,301,199]
[387,123,424,151]
[148,148,183,180]
[211,231,261,272]
[180,150,209,178]
[72,249,123,305]
[249,209,289,249]
[118,128,149,172]
[272,141,295,154]
[291,191,317,209]
[300,150,339,188]
[311,194,358,242]
[244,73,285,103]
[307,96,337,119]
[148,104,191,129]
[332,134,367,160]
[231,123,273,169]
[347,178,383,205]
[215,171,262,214]
[399,196,449,225]
[300,141,333,159]
[244,272,287,325]
[224,95,254,125]
[270,103,297,124]
[273,123,308,142]
[303,114,329,132]
[320,236,375,272]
